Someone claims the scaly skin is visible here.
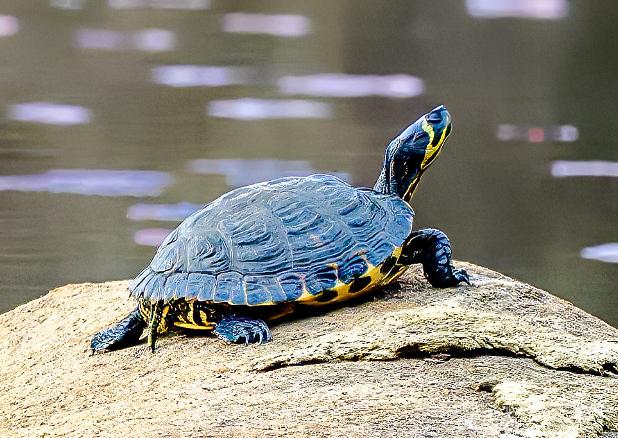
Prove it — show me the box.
[90,307,145,353]
[400,228,470,288]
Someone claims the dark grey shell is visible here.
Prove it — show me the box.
[129,174,414,305]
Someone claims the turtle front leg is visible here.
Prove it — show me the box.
[213,315,272,345]
[91,307,146,354]
[400,228,470,288]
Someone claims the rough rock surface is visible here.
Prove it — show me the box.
[1,262,617,438]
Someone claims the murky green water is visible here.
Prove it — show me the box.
[0,1,616,326]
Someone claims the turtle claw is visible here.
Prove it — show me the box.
[213,315,272,345]
[453,269,471,286]
[427,267,470,288]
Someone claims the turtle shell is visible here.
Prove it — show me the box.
[129,174,414,306]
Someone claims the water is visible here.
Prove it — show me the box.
[0,0,616,327]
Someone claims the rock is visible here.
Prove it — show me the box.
[1,262,617,438]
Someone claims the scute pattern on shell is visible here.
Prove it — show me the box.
[129,174,414,305]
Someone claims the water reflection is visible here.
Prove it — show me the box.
[550,161,618,178]
[188,159,349,188]
[128,202,201,221]
[581,243,618,264]
[108,0,210,10]
[8,102,91,126]
[152,65,251,88]
[75,28,176,52]
[0,15,18,37]
[278,74,424,99]
[0,170,172,197]
[0,1,615,329]
[222,13,311,37]
[497,124,578,143]
[466,0,568,19]
[207,99,332,120]
[134,228,173,247]
[50,0,83,9]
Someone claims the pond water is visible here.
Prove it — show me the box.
[0,0,616,326]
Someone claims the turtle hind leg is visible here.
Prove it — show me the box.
[400,228,470,288]
[91,307,146,354]
[213,315,272,345]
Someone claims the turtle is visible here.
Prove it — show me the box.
[91,104,469,354]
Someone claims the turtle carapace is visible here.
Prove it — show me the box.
[91,105,469,354]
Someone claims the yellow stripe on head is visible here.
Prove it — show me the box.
[420,118,446,171]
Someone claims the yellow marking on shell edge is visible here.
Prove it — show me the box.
[173,321,215,330]
[173,301,216,330]
[265,304,296,322]
[158,305,170,333]
[297,246,405,306]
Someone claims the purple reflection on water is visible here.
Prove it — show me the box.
[581,243,618,264]
[134,228,173,246]
[466,0,568,19]
[278,74,424,99]
[108,0,210,9]
[133,29,177,52]
[8,102,91,126]
[0,15,19,37]
[152,65,250,88]
[75,28,176,52]
[0,169,172,197]
[207,99,332,120]
[74,29,123,50]
[189,159,349,188]
[127,202,202,221]
[550,161,618,178]
[222,13,311,38]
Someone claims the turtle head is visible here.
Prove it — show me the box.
[373,105,452,203]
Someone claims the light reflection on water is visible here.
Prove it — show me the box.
[581,244,618,264]
[8,102,91,126]
[75,28,176,52]
[496,124,578,143]
[50,0,84,10]
[0,1,615,328]
[550,161,618,178]
[108,0,211,10]
[466,0,569,19]
[207,99,332,120]
[0,170,172,197]
[0,15,18,37]
[134,228,174,247]
[127,202,202,222]
[278,74,424,99]
[222,13,311,37]
[152,65,251,88]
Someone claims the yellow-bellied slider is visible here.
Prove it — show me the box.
[91,105,469,353]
